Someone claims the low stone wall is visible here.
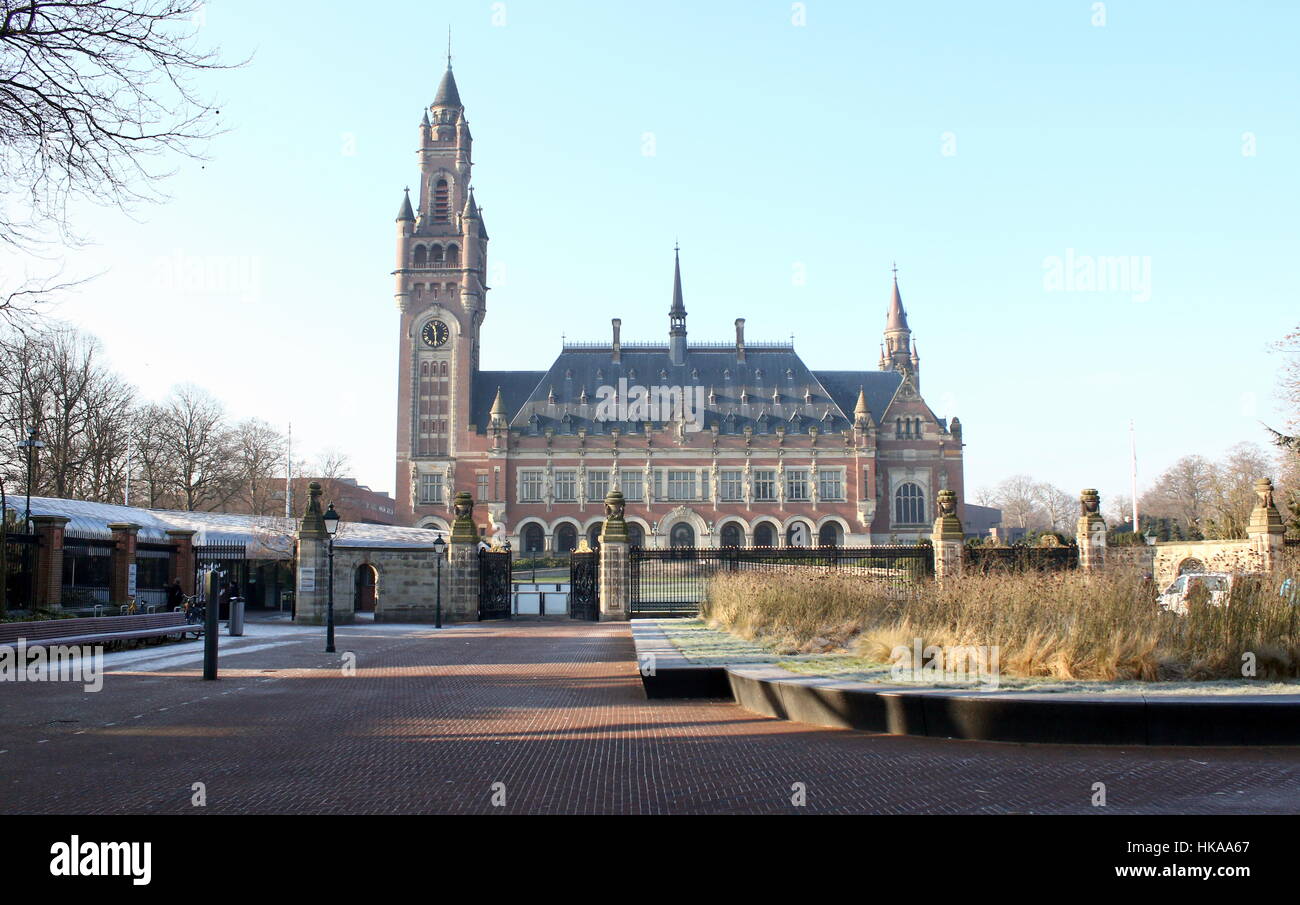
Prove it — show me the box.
[1152,539,1268,589]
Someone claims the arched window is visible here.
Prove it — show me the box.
[894,482,925,525]
[670,522,695,549]
[719,523,743,548]
[753,522,776,548]
[895,418,904,439]
[421,361,430,375]
[818,522,841,547]
[522,524,544,554]
[413,245,427,267]
[430,245,444,264]
[440,361,448,377]
[627,523,645,548]
[446,245,460,267]
[555,523,578,553]
[587,523,602,550]
[434,179,450,221]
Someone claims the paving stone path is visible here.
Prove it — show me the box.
[2,620,1298,814]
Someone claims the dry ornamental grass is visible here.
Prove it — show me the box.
[700,557,1300,682]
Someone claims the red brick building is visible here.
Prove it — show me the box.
[393,64,965,550]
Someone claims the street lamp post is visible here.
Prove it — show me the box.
[323,503,340,653]
[433,534,446,629]
[17,427,44,533]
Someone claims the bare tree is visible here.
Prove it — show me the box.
[1035,483,1077,533]
[232,418,287,515]
[0,322,135,501]
[0,0,238,321]
[159,384,235,511]
[1141,454,1215,533]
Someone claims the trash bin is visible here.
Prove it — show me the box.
[228,597,245,636]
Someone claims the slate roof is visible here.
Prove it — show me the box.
[466,345,919,436]
[433,66,462,108]
[24,497,443,557]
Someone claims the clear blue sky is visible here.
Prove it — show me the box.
[42,0,1300,506]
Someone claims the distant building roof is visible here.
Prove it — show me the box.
[23,496,441,558]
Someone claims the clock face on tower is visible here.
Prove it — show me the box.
[421,319,449,348]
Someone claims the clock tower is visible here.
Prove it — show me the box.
[393,60,490,524]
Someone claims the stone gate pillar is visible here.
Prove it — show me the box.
[166,529,197,596]
[294,482,330,625]
[108,522,141,605]
[1075,488,1108,571]
[446,491,481,621]
[1247,477,1285,575]
[930,489,964,583]
[598,490,630,621]
[30,515,70,610]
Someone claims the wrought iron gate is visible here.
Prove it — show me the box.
[478,548,512,620]
[629,544,935,617]
[569,549,599,621]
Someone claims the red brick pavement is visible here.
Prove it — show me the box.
[2,621,1299,814]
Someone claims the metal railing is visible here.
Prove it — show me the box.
[629,544,935,617]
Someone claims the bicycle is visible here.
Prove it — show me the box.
[182,594,206,625]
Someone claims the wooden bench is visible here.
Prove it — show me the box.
[0,612,204,649]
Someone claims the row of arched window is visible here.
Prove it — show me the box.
[412,243,460,268]
[895,417,923,439]
[518,520,844,554]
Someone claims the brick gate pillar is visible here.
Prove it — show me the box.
[446,491,481,621]
[1075,488,1108,571]
[294,482,330,625]
[108,522,141,605]
[166,529,197,596]
[30,515,70,610]
[598,490,630,621]
[1247,477,1286,575]
[930,489,964,583]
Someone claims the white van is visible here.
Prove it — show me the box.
[1157,571,1256,615]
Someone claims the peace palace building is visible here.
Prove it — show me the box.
[392,64,966,552]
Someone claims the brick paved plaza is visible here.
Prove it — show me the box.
[2,620,1299,815]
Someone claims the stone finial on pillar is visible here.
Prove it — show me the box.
[447,491,481,620]
[1247,477,1285,573]
[1075,488,1108,570]
[598,490,630,621]
[930,489,964,582]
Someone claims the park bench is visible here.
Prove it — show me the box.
[0,612,204,649]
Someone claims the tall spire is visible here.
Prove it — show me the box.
[433,31,462,112]
[396,187,414,222]
[882,265,915,377]
[669,244,687,366]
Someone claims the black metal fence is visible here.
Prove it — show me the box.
[478,548,512,620]
[2,532,40,610]
[629,545,935,617]
[569,549,599,621]
[62,535,115,606]
[963,543,1079,573]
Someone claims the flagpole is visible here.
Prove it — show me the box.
[1129,420,1139,534]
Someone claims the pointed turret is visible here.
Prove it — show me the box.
[462,189,478,220]
[489,386,507,430]
[669,244,687,366]
[882,267,914,375]
[433,64,462,109]
[854,386,871,429]
[397,187,415,222]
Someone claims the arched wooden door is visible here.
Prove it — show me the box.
[354,565,377,613]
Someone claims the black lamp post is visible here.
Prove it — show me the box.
[323,502,340,653]
[17,427,44,533]
[433,533,446,628]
